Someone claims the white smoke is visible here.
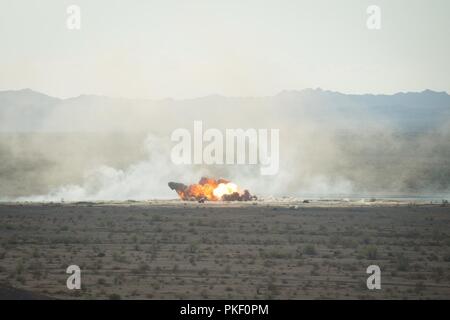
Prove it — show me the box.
[14,135,208,201]
[11,132,355,202]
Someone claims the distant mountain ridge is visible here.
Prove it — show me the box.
[1,88,449,132]
[0,88,60,105]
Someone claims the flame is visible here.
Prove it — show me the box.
[169,177,256,201]
[213,182,238,198]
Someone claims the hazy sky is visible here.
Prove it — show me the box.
[0,0,449,99]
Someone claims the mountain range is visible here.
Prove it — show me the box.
[1,88,449,132]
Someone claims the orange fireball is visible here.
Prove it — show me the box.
[168,177,256,202]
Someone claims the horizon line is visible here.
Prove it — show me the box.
[0,87,449,101]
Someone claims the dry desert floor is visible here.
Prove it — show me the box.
[0,200,449,299]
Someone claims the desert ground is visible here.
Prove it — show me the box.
[0,200,449,299]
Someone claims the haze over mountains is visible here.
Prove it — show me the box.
[1,88,449,133]
[0,88,449,200]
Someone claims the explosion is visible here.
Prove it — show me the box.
[168,177,256,202]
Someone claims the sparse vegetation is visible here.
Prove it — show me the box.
[303,244,317,256]
[0,203,449,299]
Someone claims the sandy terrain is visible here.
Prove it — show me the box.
[0,200,449,299]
